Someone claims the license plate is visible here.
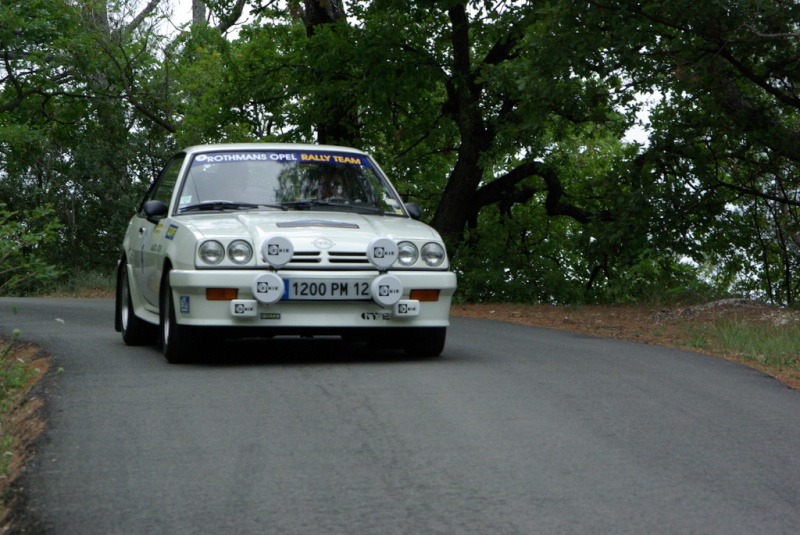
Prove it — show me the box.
[285,279,372,300]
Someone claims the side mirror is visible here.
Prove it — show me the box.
[405,202,423,220]
[143,200,168,223]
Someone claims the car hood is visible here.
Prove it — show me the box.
[178,211,443,250]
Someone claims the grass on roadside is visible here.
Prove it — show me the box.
[0,330,50,524]
[709,318,800,369]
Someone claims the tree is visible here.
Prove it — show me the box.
[569,0,800,303]
[0,0,175,271]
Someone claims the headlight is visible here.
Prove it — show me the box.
[199,240,225,265]
[228,240,253,264]
[396,241,419,266]
[421,242,445,267]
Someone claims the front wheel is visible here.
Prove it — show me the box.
[160,270,195,364]
[116,262,157,346]
[403,327,447,357]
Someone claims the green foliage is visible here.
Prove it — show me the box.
[452,196,722,305]
[3,0,800,303]
[452,210,589,304]
[0,204,62,296]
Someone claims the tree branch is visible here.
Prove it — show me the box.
[124,0,161,35]
[472,161,614,224]
[216,0,248,33]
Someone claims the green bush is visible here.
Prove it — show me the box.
[0,204,62,296]
[38,269,116,296]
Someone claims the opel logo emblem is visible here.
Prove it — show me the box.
[312,238,334,250]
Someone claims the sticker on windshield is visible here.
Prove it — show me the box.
[191,151,372,168]
[299,153,367,166]
[194,153,274,163]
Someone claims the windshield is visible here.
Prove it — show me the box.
[177,150,407,216]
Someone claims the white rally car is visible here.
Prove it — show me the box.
[115,143,457,363]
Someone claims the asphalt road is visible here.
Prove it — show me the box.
[1,297,799,534]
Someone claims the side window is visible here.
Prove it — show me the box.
[143,154,185,209]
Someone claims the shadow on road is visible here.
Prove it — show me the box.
[150,336,443,368]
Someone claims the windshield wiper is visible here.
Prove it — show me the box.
[281,199,333,209]
[281,199,384,215]
[180,200,288,213]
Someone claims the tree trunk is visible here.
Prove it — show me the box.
[192,0,206,26]
[293,1,357,145]
[430,3,492,243]
[431,142,487,244]
[300,0,345,37]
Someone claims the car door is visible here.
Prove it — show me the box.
[126,208,151,306]
[135,154,185,308]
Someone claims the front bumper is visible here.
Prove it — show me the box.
[168,269,457,329]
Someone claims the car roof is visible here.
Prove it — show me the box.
[182,143,370,156]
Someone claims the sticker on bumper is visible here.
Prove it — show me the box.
[394,300,420,317]
[231,300,257,317]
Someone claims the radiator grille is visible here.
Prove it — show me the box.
[284,251,373,269]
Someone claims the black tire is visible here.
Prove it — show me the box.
[403,327,447,357]
[160,269,195,364]
[116,262,157,346]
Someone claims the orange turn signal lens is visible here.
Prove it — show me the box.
[206,288,238,301]
[410,289,440,302]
